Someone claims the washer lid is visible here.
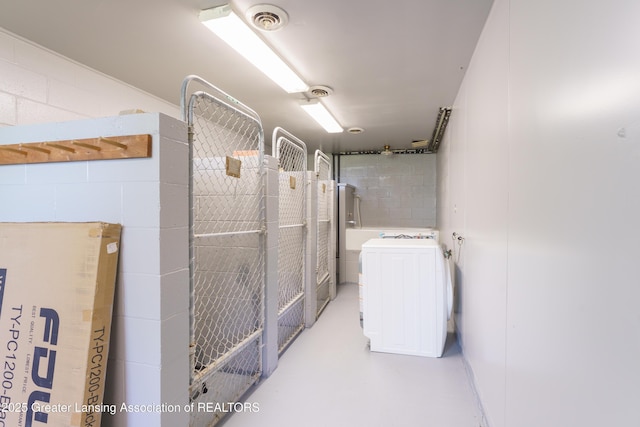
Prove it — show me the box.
[361,238,438,249]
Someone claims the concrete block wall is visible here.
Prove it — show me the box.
[0,28,179,128]
[0,113,190,426]
[338,153,437,228]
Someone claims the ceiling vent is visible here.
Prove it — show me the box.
[308,85,333,98]
[247,4,289,31]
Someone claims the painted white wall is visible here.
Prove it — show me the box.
[339,153,437,228]
[438,1,640,426]
[0,28,179,127]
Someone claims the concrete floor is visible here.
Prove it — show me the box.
[221,282,483,427]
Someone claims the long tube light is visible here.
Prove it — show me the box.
[200,5,309,94]
[300,99,343,133]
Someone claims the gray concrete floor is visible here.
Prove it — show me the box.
[221,282,482,427]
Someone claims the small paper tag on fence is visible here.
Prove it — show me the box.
[290,176,296,189]
[226,156,241,178]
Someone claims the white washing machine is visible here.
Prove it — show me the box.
[361,238,452,358]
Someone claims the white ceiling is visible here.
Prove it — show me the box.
[0,0,493,154]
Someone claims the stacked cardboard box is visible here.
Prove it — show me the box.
[0,222,121,427]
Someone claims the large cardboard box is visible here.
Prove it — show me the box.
[0,222,121,427]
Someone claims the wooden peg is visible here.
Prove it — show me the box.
[0,146,28,156]
[23,145,51,155]
[99,137,127,150]
[72,141,102,151]
[46,143,76,153]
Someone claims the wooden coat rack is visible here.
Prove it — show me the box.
[0,134,152,165]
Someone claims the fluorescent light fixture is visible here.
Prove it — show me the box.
[200,5,309,94]
[300,99,343,133]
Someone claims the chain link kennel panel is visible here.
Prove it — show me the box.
[182,76,265,427]
[315,150,332,317]
[272,127,307,353]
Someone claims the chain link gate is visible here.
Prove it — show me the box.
[272,127,307,353]
[315,150,332,316]
[181,75,265,427]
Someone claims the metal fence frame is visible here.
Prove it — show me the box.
[181,75,266,427]
[314,149,332,316]
[272,127,307,353]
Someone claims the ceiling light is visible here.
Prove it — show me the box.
[300,99,343,133]
[200,4,309,93]
[381,145,393,156]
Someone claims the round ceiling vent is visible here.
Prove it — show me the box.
[348,127,364,134]
[247,4,289,31]
[308,85,333,97]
